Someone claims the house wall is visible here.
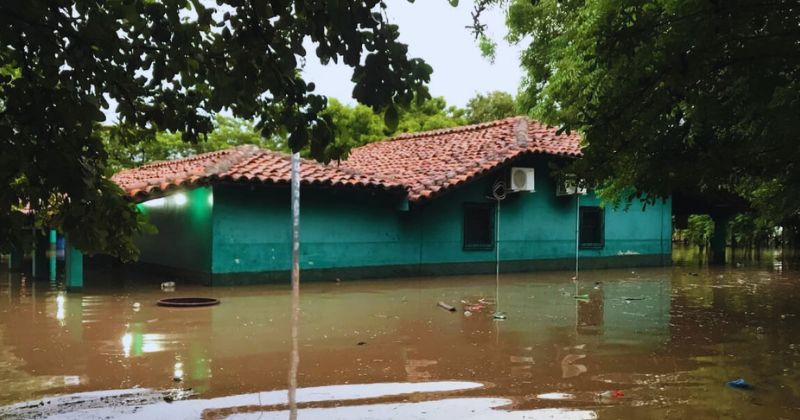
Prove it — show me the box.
[416,155,671,272]
[207,155,671,285]
[211,184,420,284]
[134,187,214,280]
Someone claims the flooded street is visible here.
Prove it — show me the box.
[2,253,800,418]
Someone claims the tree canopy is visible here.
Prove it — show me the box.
[320,95,469,161]
[101,115,274,173]
[1,0,433,259]
[485,0,800,224]
[464,90,516,124]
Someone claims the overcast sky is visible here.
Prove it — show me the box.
[302,1,525,107]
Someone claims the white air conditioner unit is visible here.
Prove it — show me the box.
[556,175,587,196]
[510,167,535,192]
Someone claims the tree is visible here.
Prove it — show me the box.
[686,215,714,251]
[313,96,466,161]
[315,99,386,162]
[464,91,516,124]
[481,0,800,223]
[1,0,433,259]
[394,96,465,134]
[101,115,272,173]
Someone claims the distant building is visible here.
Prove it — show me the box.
[113,117,671,285]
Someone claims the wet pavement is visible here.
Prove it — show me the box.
[1,250,800,418]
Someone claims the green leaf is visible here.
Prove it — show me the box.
[383,104,399,131]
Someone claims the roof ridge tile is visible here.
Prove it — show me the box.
[364,116,523,145]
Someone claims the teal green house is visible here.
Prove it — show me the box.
[113,117,671,286]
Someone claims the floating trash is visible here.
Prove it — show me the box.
[727,378,753,390]
[463,302,485,312]
[537,392,574,400]
[437,301,456,312]
[598,390,625,398]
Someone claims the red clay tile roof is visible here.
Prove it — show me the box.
[112,116,581,202]
[112,145,401,201]
[342,116,581,201]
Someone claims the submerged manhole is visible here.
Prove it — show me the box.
[157,297,220,307]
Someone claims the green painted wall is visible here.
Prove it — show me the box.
[135,187,214,275]
[211,184,419,275]
[206,155,671,283]
[416,156,671,265]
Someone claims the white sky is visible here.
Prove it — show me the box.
[302,1,524,107]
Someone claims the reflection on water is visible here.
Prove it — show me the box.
[1,252,800,418]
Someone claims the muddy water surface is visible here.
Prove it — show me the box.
[1,253,800,418]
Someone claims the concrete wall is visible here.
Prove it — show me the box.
[206,155,671,285]
[211,184,418,279]
[416,155,671,266]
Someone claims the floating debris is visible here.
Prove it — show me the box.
[463,302,485,312]
[727,378,753,390]
[437,301,456,312]
[537,392,574,400]
[598,390,625,399]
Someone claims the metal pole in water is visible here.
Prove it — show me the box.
[288,152,301,420]
[575,195,580,295]
[490,179,507,320]
[575,196,580,277]
[496,200,500,313]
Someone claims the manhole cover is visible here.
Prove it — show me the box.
[157,297,220,307]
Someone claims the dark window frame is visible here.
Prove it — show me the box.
[579,206,605,249]
[462,202,495,251]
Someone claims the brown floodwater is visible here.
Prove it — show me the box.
[1,250,800,418]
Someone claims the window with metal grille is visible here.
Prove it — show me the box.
[579,206,604,249]
[463,203,494,250]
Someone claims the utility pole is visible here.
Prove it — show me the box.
[288,152,301,420]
